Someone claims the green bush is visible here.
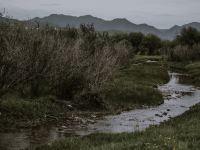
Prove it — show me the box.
[141,34,162,55]
[176,27,200,46]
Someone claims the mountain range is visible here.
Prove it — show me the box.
[1,14,200,40]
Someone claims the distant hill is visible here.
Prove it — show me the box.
[29,14,200,39]
[0,16,7,22]
[29,14,165,38]
[160,22,200,39]
[0,16,19,23]
[2,14,200,40]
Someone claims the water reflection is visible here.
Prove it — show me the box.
[0,126,66,150]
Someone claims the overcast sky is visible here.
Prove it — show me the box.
[0,0,199,29]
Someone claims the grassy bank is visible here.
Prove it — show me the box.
[168,62,188,73]
[169,61,200,86]
[37,103,200,150]
[0,95,67,131]
[186,62,200,86]
[104,55,169,112]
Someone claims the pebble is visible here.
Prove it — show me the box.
[87,119,95,124]
[155,114,163,117]
[68,105,72,108]
[91,115,96,118]
[162,112,168,116]
[61,125,67,129]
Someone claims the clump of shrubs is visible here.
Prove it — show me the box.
[167,44,200,61]
[0,22,132,106]
[111,32,162,55]
[166,27,200,61]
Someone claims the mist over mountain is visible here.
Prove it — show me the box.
[2,14,200,40]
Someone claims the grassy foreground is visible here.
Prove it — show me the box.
[37,103,200,150]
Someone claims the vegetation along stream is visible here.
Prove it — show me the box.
[0,72,200,150]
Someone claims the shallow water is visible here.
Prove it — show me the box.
[0,73,200,150]
[77,73,200,135]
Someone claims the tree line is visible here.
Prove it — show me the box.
[111,26,200,61]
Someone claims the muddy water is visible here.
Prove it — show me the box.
[0,73,200,150]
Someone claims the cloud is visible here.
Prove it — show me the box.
[40,3,61,6]
[0,0,200,28]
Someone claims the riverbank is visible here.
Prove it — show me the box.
[37,103,200,150]
[2,58,200,150]
[0,56,169,132]
[103,55,169,112]
[35,71,200,150]
[35,61,200,150]
[169,61,200,86]
[186,62,200,87]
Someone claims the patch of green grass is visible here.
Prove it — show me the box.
[103,56,169,111]
[37,104,200,150]
[186,62,200,86]
[133,55,165,63]
[168,62,188,73]
[168,61,200,86]
[0,94,65,131]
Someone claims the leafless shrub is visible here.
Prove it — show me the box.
[167,45,200,61]
[0,23,132,104]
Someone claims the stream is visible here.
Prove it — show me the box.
[0,72,200,150]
